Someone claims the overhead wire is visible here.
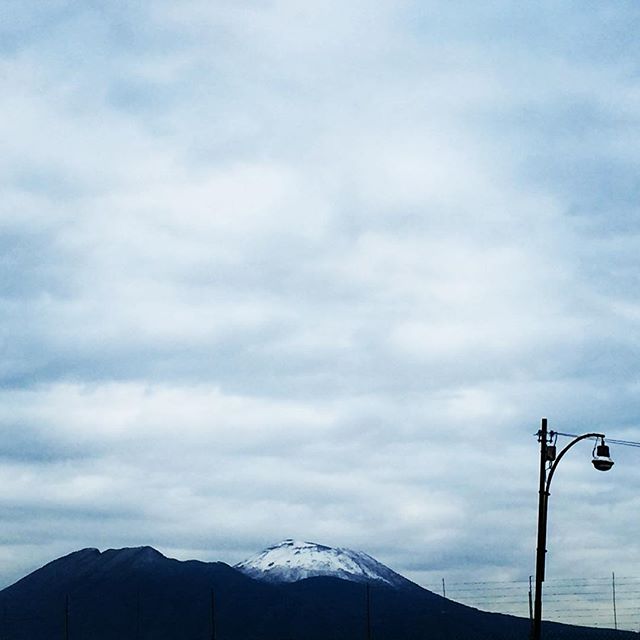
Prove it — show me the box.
[553,431,640,448]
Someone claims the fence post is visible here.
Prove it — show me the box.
[210,589,216,640]
[365,583,371,640]
[612,572,618,631]
[64,595,70,640]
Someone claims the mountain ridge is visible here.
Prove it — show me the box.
[0,542,633,640]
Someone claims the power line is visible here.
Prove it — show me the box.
[553,431,640,448]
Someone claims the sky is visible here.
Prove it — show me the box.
[2,0,640,615]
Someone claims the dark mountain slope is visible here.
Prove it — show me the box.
[0,546,631,640]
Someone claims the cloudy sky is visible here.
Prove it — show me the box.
[2,0,640,604]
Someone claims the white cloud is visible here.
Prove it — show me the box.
[2,3,640,631]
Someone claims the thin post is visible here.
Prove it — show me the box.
[612,572,618,631]
[65,595,70,640]
[528,575,533,621]
[135,591,140,640]
[365,583,371,640]
[210,589,216,640]
[532,418,548,640]
[442,578,446,599]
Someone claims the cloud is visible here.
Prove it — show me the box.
[1,2,640,629]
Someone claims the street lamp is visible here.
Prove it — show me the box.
[531,418,614,640]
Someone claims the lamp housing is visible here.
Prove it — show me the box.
[592,443,614,472]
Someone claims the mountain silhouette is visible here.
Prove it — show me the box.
[0,545,632,639]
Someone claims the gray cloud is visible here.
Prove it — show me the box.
[1,3,640,631]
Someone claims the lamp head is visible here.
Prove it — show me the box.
[592,441,614,472]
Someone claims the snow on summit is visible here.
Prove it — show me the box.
[234,539,413,589]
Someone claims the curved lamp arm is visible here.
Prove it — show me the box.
[545,432,604,494]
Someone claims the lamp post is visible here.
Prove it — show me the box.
[531,418,614,640]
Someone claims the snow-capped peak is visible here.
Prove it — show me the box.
[234,539,412,589]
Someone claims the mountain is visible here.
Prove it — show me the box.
[0,544,633,640]
[0,546,250,640]
[235,539,415,588]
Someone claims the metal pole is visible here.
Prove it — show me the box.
[442,578,446,599]
[528,575,533,621]
[210,589,216,640]
[365,583,371,640]
[532,418,548,640]
[65,595,70,640]
[135,591,140,640]
[531,424,606,640]
[612,572,618,631]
